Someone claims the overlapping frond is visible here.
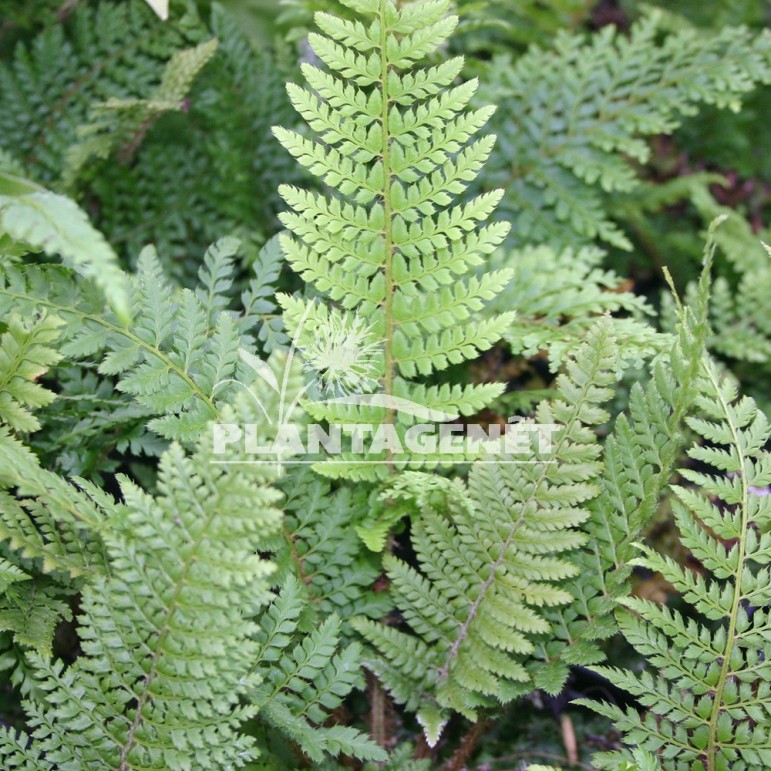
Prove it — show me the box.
[0,169,130,321]
[251,575,387,763]
[0,1,198,185]
[353,320,618,743]
[0,237,285,442]
[62,38,219,188]
[0,410,283,770]
[487,243,662,369]
[273,469,392,624]
[528,243,715,692]
[0,312,61,433]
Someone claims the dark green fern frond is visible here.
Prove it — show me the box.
[89,5,298,276]
[251,575,387,764]
[0,0,201,185]
[480,13,771,250]
[275,469,392,624]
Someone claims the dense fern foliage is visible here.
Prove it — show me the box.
[0,0,769,768]
[480,13,771,251]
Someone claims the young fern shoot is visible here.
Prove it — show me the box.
[273,0,514,479]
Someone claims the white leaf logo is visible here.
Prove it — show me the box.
[143,0,169,20]
[239,349,280,393]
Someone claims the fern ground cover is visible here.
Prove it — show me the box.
[0,0,769,769]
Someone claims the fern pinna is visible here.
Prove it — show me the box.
[274,0,513,479]
[581,359,771,770]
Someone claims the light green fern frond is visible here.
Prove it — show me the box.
[528,238,715,691]
[0,170,130,322]
[353,319,618,743]
[0,425,105,656]
[62,37,219,188]
[487,244,663,369]
[0,311,62,433]
[274,0,513,479]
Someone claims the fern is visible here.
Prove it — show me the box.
[89,4,298,277]
[0,169,130,322]
[0,329,108,657]
[274,0,514,479]
[0,237,285,443]
[0,1,200,185]
[486,243,663,369]
[251,575,387,763]
[274,469,392,624]
[0,312,62,433]
[353,320,618,744]
[526,241,715,692]
[580,357,771,770]
[479,12,771,250]
[62,37,219,188]
[0,411,283,770]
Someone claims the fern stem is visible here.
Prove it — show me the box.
[378,0,396,455]
[118,459,220,769]
[441,718,491,771]
[704,363,750,771]
[368,671,388,748]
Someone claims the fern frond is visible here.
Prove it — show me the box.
[528,241,715,691]
[353,320,618,741]
[62,38,218,187]
[274,469,392,623]
[251,575,387,763]
[0,413,283,769]
[487,244,663,369]
[580,357,771,769]
[0,311,61,433]
[0,237,285,443]
[274,0,513,479]
[0,171,130,321]
[0,426,108,575]
[481,13,771,249]
[0,1,199,184]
